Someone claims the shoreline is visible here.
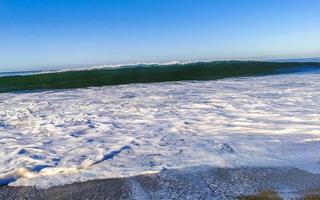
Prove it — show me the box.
[1,166,320,200]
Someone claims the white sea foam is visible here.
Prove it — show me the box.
[0,73,320,188]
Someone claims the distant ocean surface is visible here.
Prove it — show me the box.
[1,61,320,93]
[0,70,43,77]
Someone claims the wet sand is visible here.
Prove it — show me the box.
[1,166,320,200]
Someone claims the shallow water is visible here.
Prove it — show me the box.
[0,73,320,188]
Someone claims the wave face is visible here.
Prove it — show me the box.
[1,61,320,93]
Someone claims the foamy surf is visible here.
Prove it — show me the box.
[0,72,320,188]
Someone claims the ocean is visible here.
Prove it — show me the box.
[0,61,320,188]
[1,61,320,93]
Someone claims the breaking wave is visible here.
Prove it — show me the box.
[1,61,320,92]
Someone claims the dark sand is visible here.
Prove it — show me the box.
[1,166,320,200]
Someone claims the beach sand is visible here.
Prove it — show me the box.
[1,166,320,200]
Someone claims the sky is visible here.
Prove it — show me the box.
[0,0,320,72]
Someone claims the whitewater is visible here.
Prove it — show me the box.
[0,72,319,188]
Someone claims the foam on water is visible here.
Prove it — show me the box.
[0,73,320,188]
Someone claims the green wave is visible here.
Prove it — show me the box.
[1,61,320,93]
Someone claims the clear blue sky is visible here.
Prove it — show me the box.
[0,0,319,72]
